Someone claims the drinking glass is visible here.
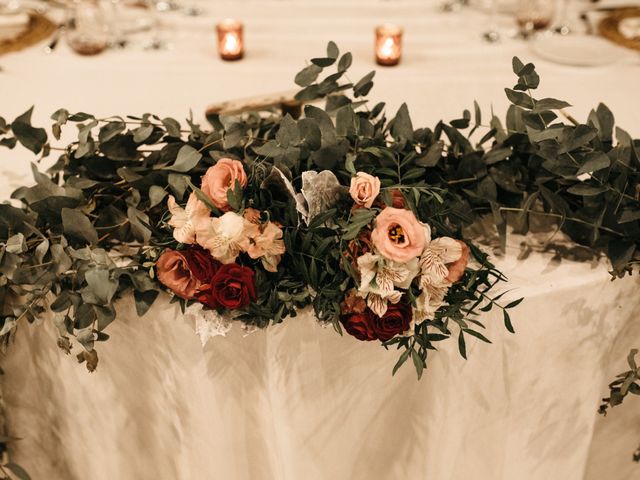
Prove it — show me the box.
[515,0,556,37]
[66,0,110,55]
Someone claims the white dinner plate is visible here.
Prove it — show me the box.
[530,34,629,67]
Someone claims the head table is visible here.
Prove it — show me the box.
[1,1,640,479]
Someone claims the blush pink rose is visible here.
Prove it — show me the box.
[446,240,470,283]
[371,207,426,263]
[349,172,381,209]
[200,158,248,211]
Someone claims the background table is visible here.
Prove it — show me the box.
[1,1,640,479]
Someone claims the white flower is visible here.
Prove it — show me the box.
[356,253,419,317]
[167,193,209,244]
[194,211,245,264]
[414,236,461,325]
[419,236,462,283]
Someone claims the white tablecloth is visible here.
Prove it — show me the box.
[1,1,640,479]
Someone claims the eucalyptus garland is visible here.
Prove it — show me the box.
[0,42,639,469]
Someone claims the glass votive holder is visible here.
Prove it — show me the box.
[216,19,244,61]
[375,24,403,66]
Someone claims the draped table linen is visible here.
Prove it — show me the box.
[1,1,640,478]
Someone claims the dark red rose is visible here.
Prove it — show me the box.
[373,303,412,341]
[196,263,256,310]
[340,310,377,341]
[183,246,220,283]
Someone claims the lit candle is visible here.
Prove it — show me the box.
[375,24,403,66]
[216,19,244,61]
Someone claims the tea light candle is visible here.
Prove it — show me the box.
[216,19,244,61]
[375,24,403,66]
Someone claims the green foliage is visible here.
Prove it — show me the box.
[0,44,637,386]
[599,348,640,461]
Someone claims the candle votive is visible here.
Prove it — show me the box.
[375,24,403,66]
[216,19,244,61]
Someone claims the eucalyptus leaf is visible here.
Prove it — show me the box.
[165,144,202,172]
[12,106,47,154]
[61,208,98,245]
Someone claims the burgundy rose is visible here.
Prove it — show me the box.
[390,189,406,208]
[340,310,377,341]
[373,303,412,341]
[183,246,220,283]
[197,263,257,310]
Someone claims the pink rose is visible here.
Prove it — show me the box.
[371,207,426,263]
[349,172,381,209]
[446,240,470,283]
[201,158,248,211]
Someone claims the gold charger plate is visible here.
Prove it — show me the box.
[599,7,640,52]
[0,11,56,56]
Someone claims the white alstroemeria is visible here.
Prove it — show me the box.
[414,276,451,325]
[167,193,209,244]
[357,252,381,290]
[367,291,403,317]
[356,253,419,317]
[194,211,245,264]
[419,236,463,282]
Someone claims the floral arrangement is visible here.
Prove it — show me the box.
[2,41,640,466]
[0,42,520,380]
[159,158,473,346]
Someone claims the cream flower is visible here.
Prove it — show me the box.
[239,220,286,272]
[167,193,209,244]
[194,211,245,264]
[356,253,419,317]
[419,236,462,283]
[413,278,450,325]
[414,237,462,325]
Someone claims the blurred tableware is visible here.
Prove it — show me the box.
[43,22,64,53]
[138,0,167,50]
[216,19,243,61]
[554,0,573,35]
[515,0,556,37]
[0,11,28,41]
[531,33,628,66]
[482,0,500,42]
[598,7,640,51]
[65,0,109,55]
[441,0,468,12]
[374,24,402,66]
[0,10,56,55]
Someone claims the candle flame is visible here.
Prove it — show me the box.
[380,37,395,58]
[223,33,240,54]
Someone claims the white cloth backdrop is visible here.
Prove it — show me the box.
[1,1,640,478]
